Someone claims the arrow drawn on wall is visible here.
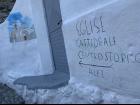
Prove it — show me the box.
[79,61,113,69]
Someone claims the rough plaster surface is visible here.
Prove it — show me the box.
[61,0,140,99]
[0,0,140,104]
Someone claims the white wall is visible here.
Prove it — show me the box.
[0,0,140,104]
[60,0,118,24]
[30,0,54,75]
[0,0,53,83]
[61,0,140,98]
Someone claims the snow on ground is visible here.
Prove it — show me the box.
[7,77,140,104]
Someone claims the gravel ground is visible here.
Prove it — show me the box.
[0,83,25,104]
[0,0,16,23]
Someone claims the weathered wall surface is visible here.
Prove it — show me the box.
[60,0,140,103]
[0,0,49,83]
[0,0,140,104]
[62,0,140,97]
